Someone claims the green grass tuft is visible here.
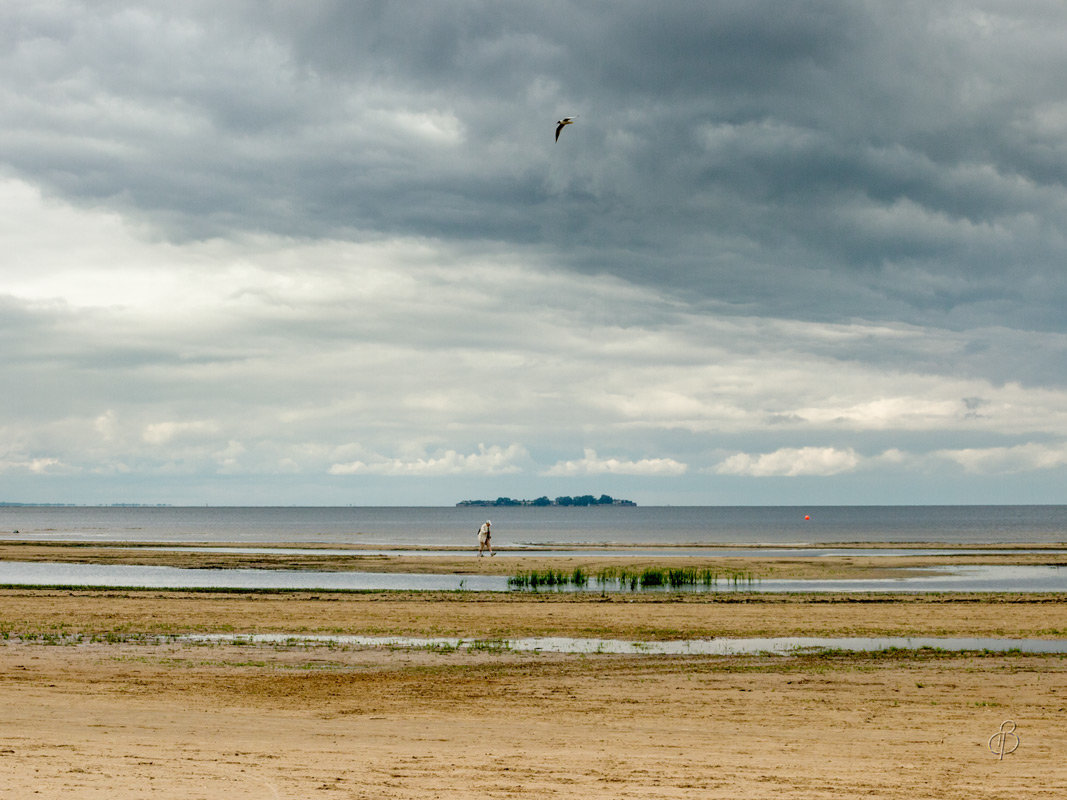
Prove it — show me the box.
[510,565,758,592]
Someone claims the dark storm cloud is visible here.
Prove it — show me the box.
[4,1,1067,333]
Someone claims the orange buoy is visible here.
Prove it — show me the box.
[804,515,810,521]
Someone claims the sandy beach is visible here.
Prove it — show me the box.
[1,545,1066,798]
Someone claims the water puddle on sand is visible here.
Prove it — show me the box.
[0,561,1066,592]
[177,633,1067,656]
[0,561,508,591]
[4,561,1063,655]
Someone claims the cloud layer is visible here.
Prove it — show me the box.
[3,3,1067,504]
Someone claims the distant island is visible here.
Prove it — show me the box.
[457,495,636,507]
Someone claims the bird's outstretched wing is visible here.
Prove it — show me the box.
[555,116,577,142]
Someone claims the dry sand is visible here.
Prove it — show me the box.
[2,587,1066,798]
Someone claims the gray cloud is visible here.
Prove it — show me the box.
[4,2,1067,503]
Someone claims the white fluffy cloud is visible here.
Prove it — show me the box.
[714,447,861,477]
[142,421,219,446]
[934,442,1067,475]
[0,457,68,475]
[329,445,528,477]
[543,449,688,477]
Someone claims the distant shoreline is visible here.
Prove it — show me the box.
[0,502,172,508]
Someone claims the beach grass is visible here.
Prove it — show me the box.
[508,565,758,591]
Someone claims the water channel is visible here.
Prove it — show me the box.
[178,632,1067,656]
[1,561,1065,593]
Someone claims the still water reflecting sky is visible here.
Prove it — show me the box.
[0,561,1064,593]
[179,633,1067,655]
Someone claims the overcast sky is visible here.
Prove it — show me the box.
[4,1,1067,506]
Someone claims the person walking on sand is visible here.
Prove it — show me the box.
[477,520,494,556]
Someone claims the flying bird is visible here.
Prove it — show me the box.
[555,116,577,142]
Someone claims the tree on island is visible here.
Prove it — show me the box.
[457,494,633,507]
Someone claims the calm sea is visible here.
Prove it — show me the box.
[1,505,1066,546]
